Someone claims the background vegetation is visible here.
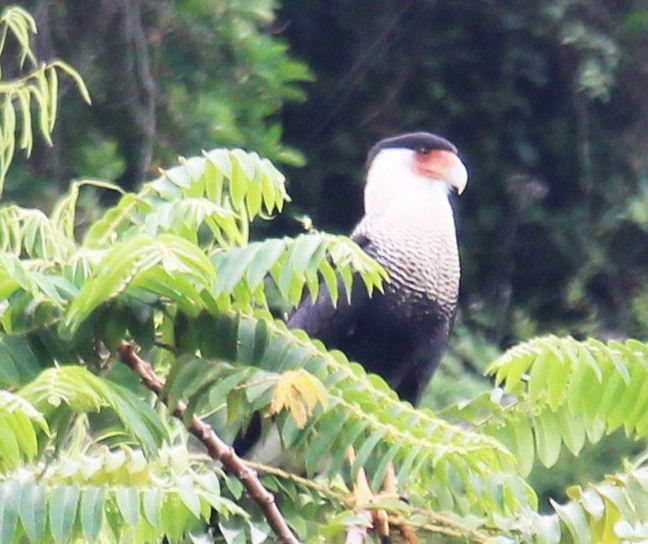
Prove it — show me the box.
[1,1,648,542]
[11,0,648,341]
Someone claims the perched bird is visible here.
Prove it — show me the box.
[288,131,467,405]
[238,132,467,464]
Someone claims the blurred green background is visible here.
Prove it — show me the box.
[5,0,648,509]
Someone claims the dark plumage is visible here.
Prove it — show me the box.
[288,132,467,404]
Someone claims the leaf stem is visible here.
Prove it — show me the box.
[244,460,491,542]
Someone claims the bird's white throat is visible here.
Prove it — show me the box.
[364,148,454,223]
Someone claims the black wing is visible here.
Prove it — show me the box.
[289,230,454,405]
[287,232,373,346]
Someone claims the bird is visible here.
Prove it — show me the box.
[287,131,467,405]
[237,132,468,538]
[238,132,466,478]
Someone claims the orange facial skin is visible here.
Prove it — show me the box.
[414,149,456,178]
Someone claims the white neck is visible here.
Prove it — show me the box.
[364,148,453,222]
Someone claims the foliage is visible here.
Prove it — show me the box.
[0,6,89,193]
[4,138,648,542]
[278,0,648,344]
[156,0,312,166]
[3,4,648,544]
[274,1,648,510]
[7,3,648,512]
[7,0,311,193]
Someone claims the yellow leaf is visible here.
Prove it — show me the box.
[600,498,622,544]
[268,369,329,429]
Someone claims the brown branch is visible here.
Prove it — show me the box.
[117,341,301,544]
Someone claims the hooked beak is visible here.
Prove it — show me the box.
[416,150,468,195]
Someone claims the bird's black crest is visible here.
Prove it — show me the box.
[366,132,458,169]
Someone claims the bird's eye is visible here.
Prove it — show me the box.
[417,147,430,156]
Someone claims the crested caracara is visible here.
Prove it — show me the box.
[288,131,467,405]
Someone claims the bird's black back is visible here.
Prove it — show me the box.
[287,235,456,405]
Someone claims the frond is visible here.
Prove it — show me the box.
[0,205,73,260]
[445,336,648,476]
[0,149,384,341]
[63,231,385,339]
[0,8,37,64]
[0,7,89,193]
[19,366,166,457]
[50,179,124,243]
[64,233,218,332]
[0,391,48,470]
[0,252,79,334]
[549,463,648,544]
[84,148,289,249]
[210,232,387,309]
[0,445,247,543]
[0,183,121,332]
[166,311,532,519]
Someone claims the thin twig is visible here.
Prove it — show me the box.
[117,341,301,544]
[388,515,489,542]
[246,459,491,542]
[244,460,349,503]
[408,505,491,542]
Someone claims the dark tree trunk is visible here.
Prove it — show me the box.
[29,0,165,190]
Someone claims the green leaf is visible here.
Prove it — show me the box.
[49,484,80,543]
[624,376,648,434]
[557,406,586,456]
[80,485,106,542]
[108,382,167,457]
[371,441,402,491]
[0,416,20,466]
[289,234,324,276]
[551,500,591,544]
[143,487,162,528]
[223,473,244,501]
[532,411,562,468]
[0,343,19,385]
[20,366,166,456]
[219,515,247,544]
[4,408,38,460]
[19,482,46,543]
[304,410,348,473]
[595,367,626,428]
[212,246,259,296]
[204,149,233,182]
[488,342,537,390]
[510,416,535,476]
[0,481,20,544]
[352,430,387,483]
[0,335,42,386]
[529,349,551,403]
[65,233,215,332]
[229,151,249,210]
[164,356,208,411]
[396,443,424,485]
[115,486,140,527]
[247,239,286,288]
[178,479,202,519]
